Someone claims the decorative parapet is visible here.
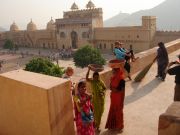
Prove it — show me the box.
[63,8,103,18]
[157,30,180,33]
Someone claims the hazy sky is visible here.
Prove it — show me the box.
[0,0,166,29]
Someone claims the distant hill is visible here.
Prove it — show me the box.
[104,0,180,30]
[104,12,130,27]
[0,27,6,32]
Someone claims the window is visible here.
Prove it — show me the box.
[104,44,106,49]
[82,32,88,38]
[52,43,54,49]
[43,43,45,48]
[60,32,66,38]
[99,44,102,49]
[60,24,65,28]
[81,23,88,27]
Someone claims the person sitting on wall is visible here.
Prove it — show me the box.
[167,54,180,101]
[113,41,127,60]
[118,43,138,62]
[114,41,132,80]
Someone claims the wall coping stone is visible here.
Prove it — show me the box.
[0,69,67,89]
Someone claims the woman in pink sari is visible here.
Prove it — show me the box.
[73,81,95,135]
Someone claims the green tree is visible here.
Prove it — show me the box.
[24,58,64,77]
[3,39,14,50]
[73,45,106,68]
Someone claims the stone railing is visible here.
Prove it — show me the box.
[99,39,180,88]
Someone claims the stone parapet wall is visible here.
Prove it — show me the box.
[0,70,75,135]
[158,102,180,135]
[153,31,180,47]
[131,39,180,74]
[98,38,180,88]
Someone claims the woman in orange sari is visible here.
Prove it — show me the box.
[105,68,125,132]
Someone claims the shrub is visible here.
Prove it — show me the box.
[73,45,106,68]
[3,39,14,50]
[24,58,64,77]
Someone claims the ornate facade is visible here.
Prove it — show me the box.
[0,18,56,49]
[0,0,180,53]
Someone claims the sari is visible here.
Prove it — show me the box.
[105,69,125,130]
[91,80,106,128]
[74,93,95,135]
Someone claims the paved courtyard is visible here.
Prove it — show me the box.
[0,47,113,75]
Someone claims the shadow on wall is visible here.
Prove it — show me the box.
[124,78,162,105]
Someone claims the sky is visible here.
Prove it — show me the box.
[0,0,166,29]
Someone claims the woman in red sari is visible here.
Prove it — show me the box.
[105,68,125,132]
[73,81,95,135]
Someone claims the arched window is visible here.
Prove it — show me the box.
[43,43,45,48]
[52,43,54,49]
[99,44,102,49]
[104,44,106,49]
[60,32,66,38]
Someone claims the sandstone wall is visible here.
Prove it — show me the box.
[0,70,75,135]
[158,102,180,135]
[99,38,180,88]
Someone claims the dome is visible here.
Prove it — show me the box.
[71,2,79,10]
[27,19,37,31]
[10,22,19,32]
[46,17,55,30]
[86,0,95,9]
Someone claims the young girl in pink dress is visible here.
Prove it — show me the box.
[73,81,95,135]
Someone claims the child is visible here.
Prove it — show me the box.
[62,67,75,95]
[73,81,95,135]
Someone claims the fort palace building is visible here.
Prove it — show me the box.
[0,0,180,53]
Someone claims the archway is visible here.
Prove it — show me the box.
[71,31,78,49]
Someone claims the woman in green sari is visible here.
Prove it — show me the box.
[86,66,106,132]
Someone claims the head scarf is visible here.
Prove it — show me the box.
[110,68,124,88]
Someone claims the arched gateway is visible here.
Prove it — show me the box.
[71,31,78,49]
